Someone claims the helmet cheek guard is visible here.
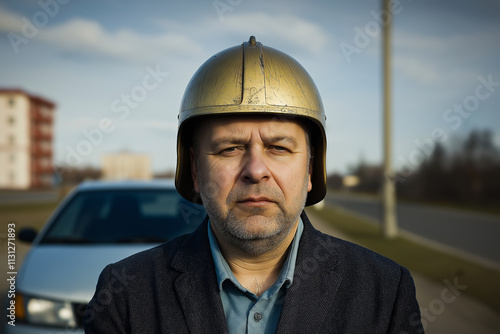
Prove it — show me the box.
[176,36,327,206]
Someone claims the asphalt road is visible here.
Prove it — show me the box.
[307,210,500,334]
[324,192,500,265]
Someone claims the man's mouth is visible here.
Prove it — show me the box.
[237,196,275,206]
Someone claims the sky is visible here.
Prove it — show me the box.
[1,0,499,177]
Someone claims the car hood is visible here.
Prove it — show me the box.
[17,244,158,303]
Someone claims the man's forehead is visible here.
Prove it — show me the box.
[199,114,306,135]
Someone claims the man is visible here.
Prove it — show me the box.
[85,36,423,333]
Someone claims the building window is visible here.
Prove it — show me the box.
[9,135,15,145]
[10,154,15,162]
[8,116,15,125]
[8,96,15,107]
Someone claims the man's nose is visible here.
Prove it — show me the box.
[241,148,271,183]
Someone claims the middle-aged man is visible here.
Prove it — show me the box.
[85,36,424,333]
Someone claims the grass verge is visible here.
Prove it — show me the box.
[306,205,500,315]
[0,201,59,231]
[0,201,59,215]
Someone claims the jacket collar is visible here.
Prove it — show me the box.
[171,216,229,334]
[276,211,342,333]
[171,212,342,334]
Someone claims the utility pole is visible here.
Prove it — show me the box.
[382,0,398,238]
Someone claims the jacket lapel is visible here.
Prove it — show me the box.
[171,218,229,334]
[171,213,342,334]
[276,212,343,333]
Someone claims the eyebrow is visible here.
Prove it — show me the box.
[209,138,246,151]
[209,135,299,151]
[265,136,298,147]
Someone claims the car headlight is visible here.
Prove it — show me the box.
[16,293,77,328]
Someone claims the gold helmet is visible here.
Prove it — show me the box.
[176,36,327,206]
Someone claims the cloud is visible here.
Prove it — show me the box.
[40,19,203,63]
[215,13,329,54]
[0,6,203,63]
[1,4,328,62]
[154,12,330,55]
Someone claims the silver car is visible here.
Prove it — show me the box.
[6,180,205,333]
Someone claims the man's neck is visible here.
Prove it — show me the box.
[214,220,298,297]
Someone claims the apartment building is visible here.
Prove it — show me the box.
[0,89,56,189]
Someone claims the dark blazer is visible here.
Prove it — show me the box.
[84,212,423,333]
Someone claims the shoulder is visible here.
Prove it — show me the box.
[300,213,407,282]
[299,215,418,307]
[98,217,212,284]
[292,213,422,332]
[88,234,192,300]
[85,226,209,333]
[110,234,191,273]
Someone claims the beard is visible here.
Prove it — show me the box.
[198,172,310,256]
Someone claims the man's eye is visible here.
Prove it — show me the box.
[221,147,238,153]
[271,146,289,152]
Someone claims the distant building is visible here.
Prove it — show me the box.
[102,152,152,180]
[0,89,56,189]
[343,175,360,188]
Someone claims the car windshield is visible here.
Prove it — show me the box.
[40,188,206,244]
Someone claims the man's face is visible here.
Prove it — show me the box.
[191,115,312,255]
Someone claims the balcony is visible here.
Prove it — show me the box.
[31,163,54,174]
[32,108,53,123]
[31,145,53,157]
[31,128,53,141]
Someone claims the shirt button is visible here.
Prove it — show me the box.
[254,312,262,322]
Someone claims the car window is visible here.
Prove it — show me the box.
[40,189,206,244]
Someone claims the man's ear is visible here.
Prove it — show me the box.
[307,147,314,192]
[190,147,200,193]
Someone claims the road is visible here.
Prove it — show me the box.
[307,210,500,334]
[324,192,500,265]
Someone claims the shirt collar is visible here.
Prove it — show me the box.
[208,217,304,294]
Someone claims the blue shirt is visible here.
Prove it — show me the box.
[208,219,304,334]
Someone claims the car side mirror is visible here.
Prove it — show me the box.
[18,228,38,243]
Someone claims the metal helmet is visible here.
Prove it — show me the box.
[175,36,327,206]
